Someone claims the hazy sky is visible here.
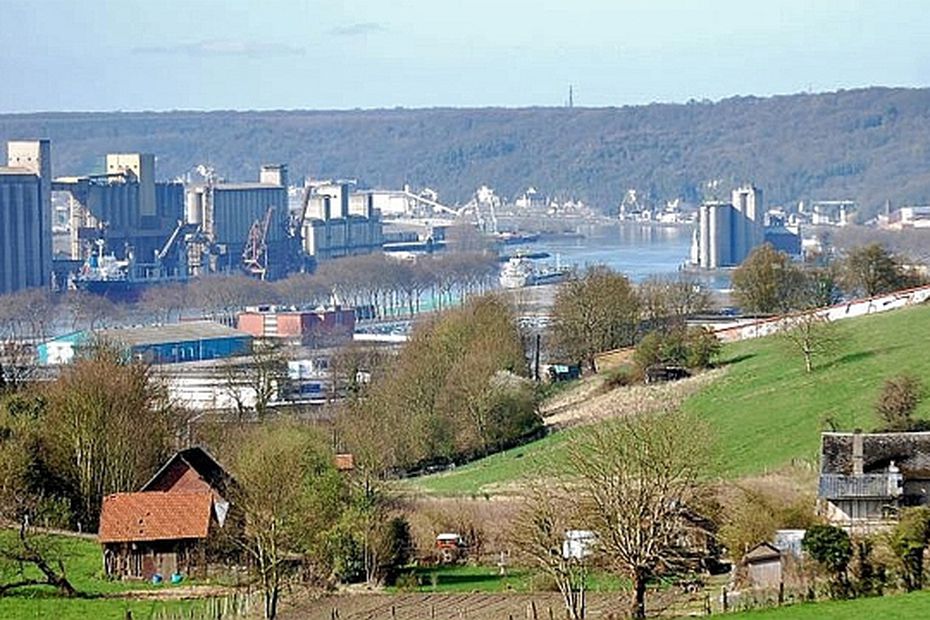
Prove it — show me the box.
[2,0,929,112]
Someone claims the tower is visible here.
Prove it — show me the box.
[6,140,52,288]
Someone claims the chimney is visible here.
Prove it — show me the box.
[852,430,864,475]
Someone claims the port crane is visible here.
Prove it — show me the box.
[242,206,275,280]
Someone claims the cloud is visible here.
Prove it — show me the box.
[132,40,305,57]
[329,22,385,37]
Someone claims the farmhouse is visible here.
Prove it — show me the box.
[98,447,236,580]
[817,431,930,526]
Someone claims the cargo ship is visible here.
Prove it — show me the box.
[71,240,186,302]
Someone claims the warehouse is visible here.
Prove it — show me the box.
[38,321,252,365]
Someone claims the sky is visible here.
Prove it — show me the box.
[2,0,929,112]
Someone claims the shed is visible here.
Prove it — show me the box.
[99,492,215,580]
[742,542,783,589]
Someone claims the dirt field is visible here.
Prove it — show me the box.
[280,592,638,620]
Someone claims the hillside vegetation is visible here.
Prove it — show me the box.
[3,87,930,215]
[409,303,930,495]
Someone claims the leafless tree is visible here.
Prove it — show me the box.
[514,484,590,619]
[568,411,710,619]
[223,339,290,421]
[780,311,842,373]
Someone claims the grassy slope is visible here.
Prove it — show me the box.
[727,590,930,619]
[410,303,930,495]
[0,532,200,620]
[688,303,930,477]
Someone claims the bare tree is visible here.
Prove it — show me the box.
[568,411,710,619]
[223,339,290,421]
[514,484,590,619]
[780,311,841,373]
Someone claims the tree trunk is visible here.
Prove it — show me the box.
[631,573,647,619]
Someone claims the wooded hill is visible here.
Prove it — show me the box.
[3,87,930,218]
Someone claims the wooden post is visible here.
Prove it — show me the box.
[531,600,538,620]
[778,582,785,606]
[721,587,728,613]
[391,605,397,619]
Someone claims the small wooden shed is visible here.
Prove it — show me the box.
[99,492,215,580]
[742,542,783,589]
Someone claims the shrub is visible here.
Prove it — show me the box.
[890,506,930,591]
[803,525,852,598]
[876,374,924,431]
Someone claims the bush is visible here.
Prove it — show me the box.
[876,374,924,431]
[633,327,721,372]
[394,571,420,592]
[604,365,635,389]
[803,525,852,598]
[890,506,930,591]
[379,517,414,586]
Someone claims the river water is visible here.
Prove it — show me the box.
[527,222,730,290]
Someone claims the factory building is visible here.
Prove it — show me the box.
[53,152,185,266]
[692,185,765,269]
[237,305,356,344]
[0,140,53,294]
[302,182,383,261]
[186,165,289,277]
[38,321,252,366]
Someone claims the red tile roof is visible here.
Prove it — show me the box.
[98,492,213,544]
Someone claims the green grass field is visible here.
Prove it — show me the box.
[728,590,930,619]
[0,532,204,620]
[688,303,930,477]
[409,303,930,495]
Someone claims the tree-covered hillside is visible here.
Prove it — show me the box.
[3,87,930,217]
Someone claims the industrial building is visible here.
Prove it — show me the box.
[692,185,765,269]
[237,305,356,343]
[38,321,252,365]
[52,152,185,271]
[186,165,289,278]
[302,182,383,261]
[0,140,53,294]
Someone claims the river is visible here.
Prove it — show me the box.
[527,223,729,289]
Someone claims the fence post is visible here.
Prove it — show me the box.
[721,587,728,613]
[778,582,785,606]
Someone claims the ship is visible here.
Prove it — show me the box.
[499,256,571,289]
[72,239,187,302]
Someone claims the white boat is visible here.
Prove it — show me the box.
[499,256,570,289]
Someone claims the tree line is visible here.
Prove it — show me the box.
[0,250,501,341]
[8,87,930,217]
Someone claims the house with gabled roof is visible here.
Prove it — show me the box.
[817,431,930,527]
[99,446,236,580]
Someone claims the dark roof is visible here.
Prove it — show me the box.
[821,432,930,477]
[99,492,212,543]
[743,542,782,564]
[140,446,234,496]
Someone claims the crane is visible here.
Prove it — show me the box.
[242,206,275,280]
